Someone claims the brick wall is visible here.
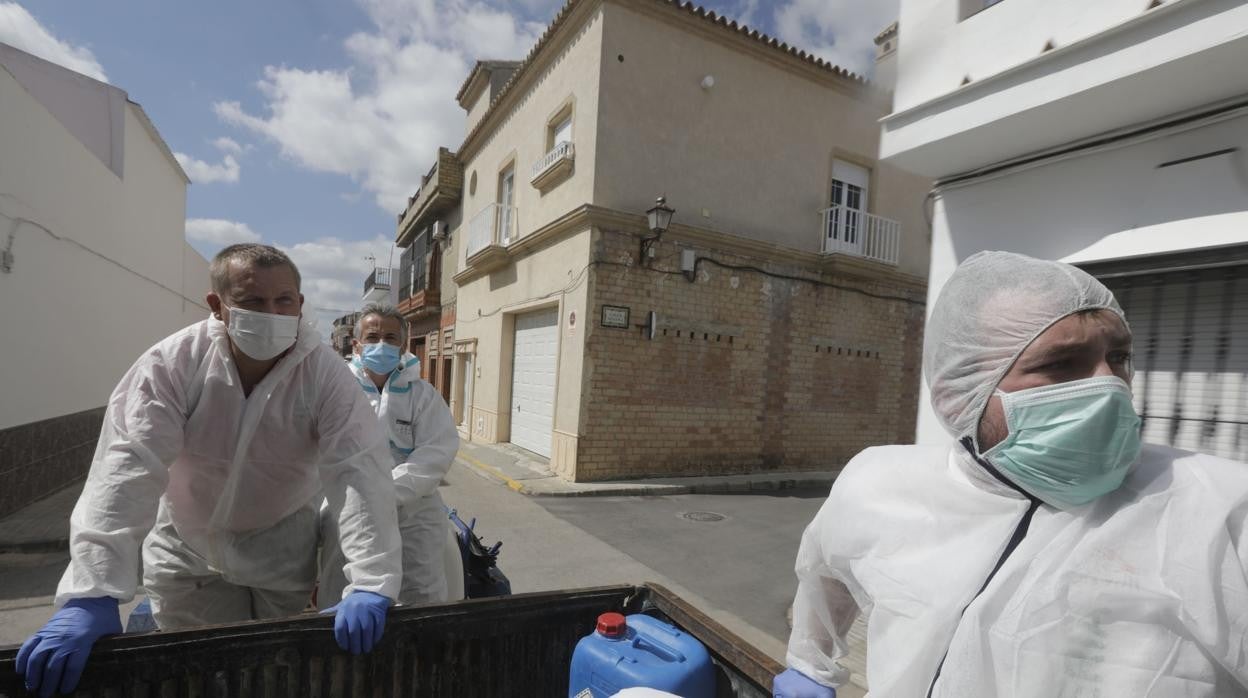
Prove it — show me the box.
[576,228,926,480]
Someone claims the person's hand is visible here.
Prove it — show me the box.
[320,590,391,654]
[16,597,123,697]
[773,668,837,698]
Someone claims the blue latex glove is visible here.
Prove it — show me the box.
[16,597,123,697]
[774,668,837,698]
[320,590,391,654]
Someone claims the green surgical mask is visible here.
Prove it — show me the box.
[982,376,1142,509]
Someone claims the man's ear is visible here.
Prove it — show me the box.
[299,293,305,313]
[351,338,362,354]
[207,292,223,320]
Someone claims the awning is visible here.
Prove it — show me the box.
[1061,211,1248,265]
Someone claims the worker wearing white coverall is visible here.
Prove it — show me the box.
[318,305,461,607]
[18,245,400,698]
[779,251,1248,697]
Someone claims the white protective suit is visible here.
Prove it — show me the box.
[788,251,1248,697]
[56,317,402,627]
[319,353,461,607]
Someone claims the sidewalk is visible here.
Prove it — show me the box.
[455,439,839,497]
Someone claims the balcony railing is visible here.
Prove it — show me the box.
[820,205,901,266]
[530,141,574,186]
[363,266,392,301]
[466,203,517,260]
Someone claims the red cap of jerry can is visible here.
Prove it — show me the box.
[596,612,627,638]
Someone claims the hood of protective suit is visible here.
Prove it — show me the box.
[923,251,1127,441]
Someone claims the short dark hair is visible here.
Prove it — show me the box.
[210,244,301,295]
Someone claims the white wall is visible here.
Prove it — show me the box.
[0,63,207,431]
[896,0,1152,111]
[874,52,897,95]
[884,0,1248,176]
[915,113,1248,444]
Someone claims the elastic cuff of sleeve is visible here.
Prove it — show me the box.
[63,596,121,612]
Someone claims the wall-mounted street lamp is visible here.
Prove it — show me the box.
[639,195,675,264]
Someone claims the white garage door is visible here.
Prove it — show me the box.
[510,308,559,458]
[1101,264,1248,462]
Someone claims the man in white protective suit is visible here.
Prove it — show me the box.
[17,244,401,698]
[774,251,1248,698]
[318,303,462,608]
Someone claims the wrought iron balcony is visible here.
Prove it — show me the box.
[363,266,392,302]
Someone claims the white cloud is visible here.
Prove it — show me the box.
[184,220,396,331]
[185,218,261,246]
[0,2,108,81]
[279,234,399,329]
[772,0,900,78]
[212,136,245,155]
[455,6,547,59]
[733,0,761,28]
[214,0,549,214]
[174,152,241,184]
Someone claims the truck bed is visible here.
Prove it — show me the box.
[0,584,782,697]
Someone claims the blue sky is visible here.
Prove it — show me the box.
[1,0,897,327]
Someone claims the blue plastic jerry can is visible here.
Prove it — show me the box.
[568,612,714,698]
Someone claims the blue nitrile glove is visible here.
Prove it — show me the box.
[320,590,391,655]
[773,668,837,698]
[16,597,123,697]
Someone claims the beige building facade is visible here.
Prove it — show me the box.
[395,0,931,480]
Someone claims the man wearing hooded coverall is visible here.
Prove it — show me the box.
[17,244,402,697]
[317,303,461,608]
[775,251,1248,697]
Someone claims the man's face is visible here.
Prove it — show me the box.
[352,314,403,355]
[977,309,1133,451]
[207,261,303,322]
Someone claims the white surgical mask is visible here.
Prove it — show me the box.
[223,306,299,360]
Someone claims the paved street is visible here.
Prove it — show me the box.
[441,460,868,696]
[0,552,143,647]
[0,464,816,657]
[534,489,827,644]
[438,462,818,662]
[0,552,69,646]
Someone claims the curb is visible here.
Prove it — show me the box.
[524,484,690,498]
[455,451,530,494]
[523,477,835,498]
[454,451,836,498]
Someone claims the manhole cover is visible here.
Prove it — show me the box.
[681,511,726,522]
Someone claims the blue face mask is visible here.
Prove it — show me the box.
[359,342,401,375]
[982,376,1142,509]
